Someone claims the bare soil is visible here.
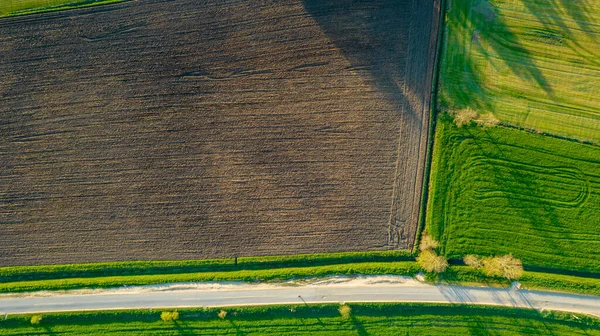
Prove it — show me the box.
[0,0,439,266]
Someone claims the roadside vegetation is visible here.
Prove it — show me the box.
[0,0,124,18]
[1,252,600,295]
[427,116,600,274]
[0,304,598,335]
[440,0,600,143]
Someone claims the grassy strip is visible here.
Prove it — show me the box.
[1,303,598,335]
[0,261,421,293]
[413,0,448,253]
[0,251,412,283]
[0,0,125,18]
[436,266,600,296]
[3,260,600,296]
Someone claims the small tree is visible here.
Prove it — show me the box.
[482,255,523,280]
[338,304,351,320]
[30,315,42,325]
[417,250,448,273]
[419,234,440,252]
[482,256,503,277]
[497,254,523,280]
[160,311,179,322]
[218,310,227,320]
[463,255,483,269]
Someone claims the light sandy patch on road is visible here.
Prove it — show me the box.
[0,275,425,299]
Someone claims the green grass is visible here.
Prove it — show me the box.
[440,0,600,143]
[0,251,412,284]
[1,304,598,335]
[427,116,600,273]
[3,260,600,296]
[0,0,124,18]
[439,266,600,296]
[0,251,416,293]
[0,262,422,293]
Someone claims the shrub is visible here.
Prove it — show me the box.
[417,250,448,273]
[453,108,478,127]
[419,235,440,252]
[476,113,500,128]
[482,255,523,280]
[497,254,523,280]
[30,315,42,325]
[463,255,483,269]
[218,310,227,319]
[482,256,503,277]
[338,304,351,320]
[160,311,179,322]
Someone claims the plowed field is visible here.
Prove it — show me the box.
[0,0,439,266]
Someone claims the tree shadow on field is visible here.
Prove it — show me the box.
[301,0,433,122]
[227,320,246,336]
[448,0,600,114]
[174,320,199,335]
[42,325,57,336]
[441,0,569,114]
[519,0,598,42]
[350,315,369,336]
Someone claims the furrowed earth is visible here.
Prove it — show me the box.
[0,0,439,265]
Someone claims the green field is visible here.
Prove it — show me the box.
[1,304,598,335]
[427,117,600,273]
[440,0,600,143]
[0,0,123,17]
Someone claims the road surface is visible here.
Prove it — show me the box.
[0,277,598,317]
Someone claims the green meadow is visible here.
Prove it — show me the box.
[440,0,600,143]
[427,117,600,273]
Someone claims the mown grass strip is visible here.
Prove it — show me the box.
[0,0,125,18]
[0,261,422,293]
[439,0,600,143]
[1,303,598,335]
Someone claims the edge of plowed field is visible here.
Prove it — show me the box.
[414,0,446,253]
[0,0,126,19]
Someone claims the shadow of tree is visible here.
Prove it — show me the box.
[350,315,369,336]
[442,0,600,115]
[228,320,245,336]
[173,320,198,336]
[42,325,57,336]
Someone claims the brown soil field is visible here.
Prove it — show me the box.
[0,0,440,266]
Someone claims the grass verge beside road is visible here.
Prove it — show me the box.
[0,0,124,18]
[0,251,412,283]
[2,261,600,296]
[1,303,598,335]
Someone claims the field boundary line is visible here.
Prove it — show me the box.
[413,0,446,253]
